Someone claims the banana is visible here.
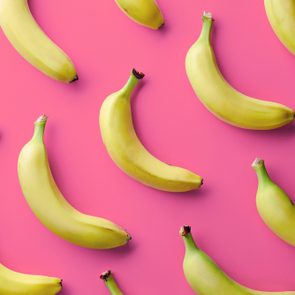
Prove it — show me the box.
[265,0,295,55]
[100,270,124,295]
[99,69,203,192]
[252,158,295,247]
[185,12,295,130]
[180,225,295,295]
[0,263,62,294]
[114,0,164,29]
[18,115,131,249]
[0,0,77,82]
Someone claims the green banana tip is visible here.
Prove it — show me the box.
[132,69,145,80]
[179,225,191,237]
[35,114,48,124]
[251,158,264,169]
[100,270,112,281]
[202,11,213,21]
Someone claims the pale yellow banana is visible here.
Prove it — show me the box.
[0,0,77,82]
[185,12,294,130]
[18,115,130,249]
[99,69,203,192]
[100,270,124,295]
[0,263,62,294]
[114,0,164,29]
[265,0,295,55]
[252,158,295,247]
[180,225,295,295]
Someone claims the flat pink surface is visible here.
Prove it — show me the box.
[1,0,295,294]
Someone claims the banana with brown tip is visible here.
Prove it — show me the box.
[99,69,203,192]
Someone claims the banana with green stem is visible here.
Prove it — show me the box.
[252,158,295,247]
[180,225,295,294]
[99,69,203,192]
[18,115,130,249]
[185,12,294,130]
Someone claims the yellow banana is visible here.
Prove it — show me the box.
[185,12,294,130]
[18,115,130,249]
[99,69,203,192]
[252,158,295,247]
[265,0,295,55]
[180,225,295,295]
[0,0,77,82]
[114,0,164,29]
[0,263,61,294]
[100,270,124,295]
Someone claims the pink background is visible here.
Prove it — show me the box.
[1,0,295,294]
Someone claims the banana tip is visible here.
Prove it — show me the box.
[127,233,132,241]
[70,75,79,83]
[179,225,191,236]
[252,158,264,169]
[200,178,204,186]
[203,11,213,20]
[132,69,145,80]
[158,21,165,29]
[100,270,111,281]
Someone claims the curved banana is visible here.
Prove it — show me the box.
[100,270,124,295]
[252,158,295,247]
[0,263,62,294]
[185,12,295,130]
[0,0,77,82]
[114,0,164,29]
[180,225,295,295]
[18,115,131,249]
[99,69,203,192]
[265,0,295,55]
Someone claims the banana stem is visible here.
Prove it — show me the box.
[200,12,213,42]
[32,115,47,142]
[100,271,124,295]
[180,225,198,251]
[252,158,271,185]
[121,69,144,97]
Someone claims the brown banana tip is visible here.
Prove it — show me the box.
[202,11,214,21]
[132,69,145,80]
[180,225,191,236]
[60,279,63,287]
[127,233,132,241]
[100,270,112,281]
[158,22,165,29]
[70,75,79,83]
